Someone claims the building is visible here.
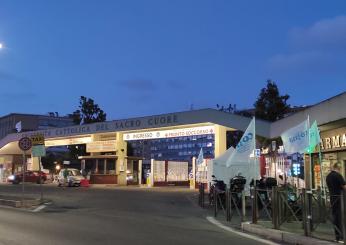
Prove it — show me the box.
[0,113,75,140]
[0,113,75,177]
[0,92,345,187]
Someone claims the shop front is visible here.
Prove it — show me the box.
[313,126,346,188]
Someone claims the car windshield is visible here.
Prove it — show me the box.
[70,170,81,176]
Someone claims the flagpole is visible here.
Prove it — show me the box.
[317,136,325,198]
[253,117,257,181]
[307,115,312,190]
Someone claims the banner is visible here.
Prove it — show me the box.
[281,120,309,154]
[306,120,320,153]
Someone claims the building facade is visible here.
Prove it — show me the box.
[0,113,74,140]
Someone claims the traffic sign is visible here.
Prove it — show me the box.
[18,137,32,151]
[31,134,45,146]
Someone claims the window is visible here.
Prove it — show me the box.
[106,159,116,174]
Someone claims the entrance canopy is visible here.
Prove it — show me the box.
[0,109,271,155]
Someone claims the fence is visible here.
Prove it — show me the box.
[198,183,346,243]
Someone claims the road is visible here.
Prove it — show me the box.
[0,184,274,245]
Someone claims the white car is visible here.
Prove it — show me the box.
[58,168,84,187]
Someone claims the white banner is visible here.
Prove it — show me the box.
[281,120,309,154]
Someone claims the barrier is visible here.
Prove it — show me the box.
[80,179,90,187]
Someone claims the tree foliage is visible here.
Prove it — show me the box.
[71,96,107,125]
[254,80,290,122]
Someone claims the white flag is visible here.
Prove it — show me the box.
[15,121,22,133]
[196,148,204,165]
[226,118,258,185]
[281,119,309,154]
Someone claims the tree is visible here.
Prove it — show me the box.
[254,80,290,122]
[71,96,107,125]
[68,96,107,159]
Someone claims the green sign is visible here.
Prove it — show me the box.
[32,145,46,157]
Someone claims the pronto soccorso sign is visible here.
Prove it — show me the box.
[123,126,215,141]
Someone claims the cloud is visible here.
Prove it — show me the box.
[119,79,158,91]
[119,79,188,93]
[289,16,346,51]
[0,92,38,100]
[268,51,346,74]
[0,70,27,85]
[267,16,346,75]
[166,80,185,89]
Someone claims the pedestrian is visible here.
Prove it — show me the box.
[326,162,346,242]
[63,167,69,188]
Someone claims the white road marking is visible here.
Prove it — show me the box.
[32,205,46,213]
[206,216,279,245]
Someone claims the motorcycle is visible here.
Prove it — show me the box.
[209,175,226,207]
[229,175,246,209]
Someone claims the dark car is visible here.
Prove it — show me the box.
[8,171,47,184]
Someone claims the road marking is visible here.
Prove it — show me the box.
[206,216,279,245]
[32,205,46,213]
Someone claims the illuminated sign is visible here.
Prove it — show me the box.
[123,126,215,141]
[86,140,117,153]
[292,163,301,176]
[31,134,45,146]
[45,137,92,147]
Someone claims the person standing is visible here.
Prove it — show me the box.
[326,162,346,242]
[63,167,69,188]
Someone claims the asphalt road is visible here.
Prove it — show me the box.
[0,184,273,245]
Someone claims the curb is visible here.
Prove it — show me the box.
[0,198,41,208]
[241,223,335,245]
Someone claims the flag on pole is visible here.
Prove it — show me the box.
[15,121,22,133]
[226,118,255,167]
[281,119,309,154]
[306,120,321,153]
[196,148,204,165]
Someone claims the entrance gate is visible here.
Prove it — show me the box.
[151,160,189,187]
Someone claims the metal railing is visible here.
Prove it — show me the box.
[198,184,346,243]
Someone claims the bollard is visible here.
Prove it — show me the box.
[198,184,201,206]
[272,186,279,229]
[201,183,205,208]
[214,188,218,217]
[342,189,346,244]
[251,186,258,224]
[226,189,230,221]
[302,189,312,236]
[242,191,246,221]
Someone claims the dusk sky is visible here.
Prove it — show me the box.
[0,0,345,120]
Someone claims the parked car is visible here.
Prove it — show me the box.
[57,168,84,187]
[8,171,47,184]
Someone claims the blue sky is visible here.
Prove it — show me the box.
[0,0,345,120]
